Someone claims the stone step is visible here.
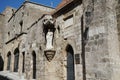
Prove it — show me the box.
[0,71,26,80]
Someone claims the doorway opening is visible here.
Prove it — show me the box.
[32,51,36,79]
[66,44,75,80]
[14,48,19,72]
[7,52,11,70]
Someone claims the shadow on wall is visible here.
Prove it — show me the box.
[0,55,4,71]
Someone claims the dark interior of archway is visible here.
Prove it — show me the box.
[32,51,36,79]
[7,52,11,70]
[0,55,4,71]
[14,48,19,72]
[66,45,75,80]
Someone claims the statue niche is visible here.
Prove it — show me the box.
[42,14,55,50]
[42,14,56,62]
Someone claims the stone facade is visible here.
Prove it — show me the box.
[0,13,5,71]
[0,0,120,80]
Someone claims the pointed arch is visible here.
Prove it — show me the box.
[32,51,36,79]
[14,48,19,72]
[0,54,4,71]
[7,51,11,70]
[66,44,75,80]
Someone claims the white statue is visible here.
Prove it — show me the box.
[46,30,53,49]
[42,14,55,50]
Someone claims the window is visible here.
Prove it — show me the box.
[85,12,91,17]
[14,48,19,72]
[64,15,73,28]
[32,51,36,79]
[8,32,10,36]
[7,52,11,70]
[19,20,23,32]
[85,11,92,25]
[57,26,60,33]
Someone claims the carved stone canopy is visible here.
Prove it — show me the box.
[42,14,56,35]
[42,14,55,29]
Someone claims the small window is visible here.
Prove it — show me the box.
[64,15,73,28]
[19,20,23,32]
[85,12,91,17]
[57,26,60,33]
[19,20,23,27]
[84,27,89,40]
[22,12,24,17]
[85,11,92,24]
[8,32,10,36]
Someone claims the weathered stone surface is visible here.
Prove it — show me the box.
[0,0,120,80]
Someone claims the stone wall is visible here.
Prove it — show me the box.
[0,14,4,56]
[2,1,54,80]
[1,0,120,80]
[116,0,120,54]
[0,14,5,71]
[83,0,120,80]
[54,1,83,80]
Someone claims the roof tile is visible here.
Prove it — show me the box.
[56,0,72,10]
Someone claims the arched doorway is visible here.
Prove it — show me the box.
[32,51,36,79]
[7,52,11,70]
[0,55,4,71]
[66,44,75,80]
[14,48,19,72]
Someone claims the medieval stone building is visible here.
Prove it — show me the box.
[0,0,120,80]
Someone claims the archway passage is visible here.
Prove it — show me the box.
[7,52,11,70]
[66,45,75,80]
[0,53,4,71]
[0,56,4,71]
[14,48,19,72]
[32,51,36,79]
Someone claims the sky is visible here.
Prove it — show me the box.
[0,0,62,13]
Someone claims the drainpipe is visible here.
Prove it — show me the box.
[81,15,86,80]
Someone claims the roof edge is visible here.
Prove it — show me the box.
[53,0,74,14]
[0,13,5,16]
[52,0,82,17]
[25,1,55,9]
[8,1,55,22]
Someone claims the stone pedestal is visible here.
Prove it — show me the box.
[44,49,56,62]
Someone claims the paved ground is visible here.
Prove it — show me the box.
[0,71,25,80]
[0,75,11,80]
